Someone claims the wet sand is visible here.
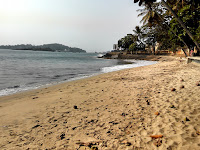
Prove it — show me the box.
[0,56,200,149]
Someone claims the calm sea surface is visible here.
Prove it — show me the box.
[0,49,157,96]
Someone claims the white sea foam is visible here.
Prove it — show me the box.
[101,60,157,73]
[0,85,40,97]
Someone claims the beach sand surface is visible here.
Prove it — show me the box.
[0,56,200,149]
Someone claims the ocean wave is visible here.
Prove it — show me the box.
[101,60,157,73]
[0,85,39,97]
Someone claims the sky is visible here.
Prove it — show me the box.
[0,0,142,52]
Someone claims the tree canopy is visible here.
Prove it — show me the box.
[116,0,200,55]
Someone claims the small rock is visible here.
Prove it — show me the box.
[184,117,190,121]
[59,133,65,140]
[155,112,160,116]
[72,127,77,130]
[196,82,200,86]
[146,100,150,105]
[180,85,184,88]
[107,130,111,134]
[32,124,40,129]
[171,88,176,91]
[126,142,132,146]
[77,141,100,148]
[91,146,98,150]
[121,113,128,116]
[32,97,39,99]
[180,79,184,82]
[170,105,175,108]
[121,140,132,146]
[153,139,162,147]
[74,105,78,109]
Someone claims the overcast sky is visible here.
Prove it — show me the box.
[0,0,142,52]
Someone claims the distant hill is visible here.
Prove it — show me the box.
[0,43,86,53]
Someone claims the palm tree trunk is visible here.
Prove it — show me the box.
[161,0,200,55]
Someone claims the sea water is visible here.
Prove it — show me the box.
[0,49,157,96]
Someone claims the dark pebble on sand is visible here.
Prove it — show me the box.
[170,105,176,108]
[107,130,111,133]
[32,97,39,99]
[146,100,150,105]
[184,117,190,121]
[121,113,128,116]
[171,88,176,91]
[74,105,78,109]
[59,133,65,140]
[32,124,40,129]
[72,127,77,130]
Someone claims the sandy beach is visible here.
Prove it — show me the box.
[0,56,200,150]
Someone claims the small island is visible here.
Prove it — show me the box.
[0,43,86,53]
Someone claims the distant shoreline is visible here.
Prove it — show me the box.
[1,48,86,53]
[0,43,86,53]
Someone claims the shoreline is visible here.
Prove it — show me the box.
[0,58,158,102]
[0,58,158,97]
[1,56,200,149]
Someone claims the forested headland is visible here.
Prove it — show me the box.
[0,43,86,53]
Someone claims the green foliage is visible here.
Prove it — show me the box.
[121,0,200,53]
[137,2,163,27]
[118,39,123,48]
[129,43,137,51]
[118,34,135,50]
[170,43,178,53]
[169,4,200,47]
[117,26,146,51]
[133,26,143,41]
[195,25,200,43]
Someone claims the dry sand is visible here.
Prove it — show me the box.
[0,56,200,150]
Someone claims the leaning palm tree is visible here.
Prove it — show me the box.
[134,0,200,53]
[137,2,162,27]
[134,0,156,6]
[161,0,200,52]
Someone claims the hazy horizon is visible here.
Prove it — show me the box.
[0,0,141,52]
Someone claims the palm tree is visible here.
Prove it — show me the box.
[137,2,162,27]
[133,26,144,42]
[161,0,200,52]
[134,0,200,54]
[134,0,156,6]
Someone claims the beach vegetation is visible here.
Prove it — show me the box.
[118,26,146,53]
[132,0,200,55]
[129,43,137,54]
[115,0,200,56]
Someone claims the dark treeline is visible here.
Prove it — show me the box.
[0,43,86,53]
